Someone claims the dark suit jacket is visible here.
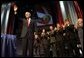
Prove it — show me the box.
[21,18,36,38]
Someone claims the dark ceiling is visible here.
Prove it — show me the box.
[1,0,53,4]
[1,0,83,8]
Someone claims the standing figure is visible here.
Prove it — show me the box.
[34,32,40,56]
[76,18,83,51]
[75,18,83,56]
[40,29,49,57]
[21,11,36,57]
[49,26,57,57]
[63,19,80,57]
[54,23,64,57]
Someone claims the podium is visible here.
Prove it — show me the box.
[1,34,16,57]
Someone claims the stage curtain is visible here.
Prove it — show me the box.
[55,1,64,25]
[66,1,78,24]
[1,3,11,34]
[73,1,83,19]
[7,4,15,34]
[59,1,79,24]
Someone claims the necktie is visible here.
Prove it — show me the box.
[27,19,30,27]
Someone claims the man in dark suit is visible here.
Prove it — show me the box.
[21,11,36,57]
[63,19,80,57]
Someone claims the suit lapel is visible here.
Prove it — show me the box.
[24,20,28,27]
[29,20,32,27]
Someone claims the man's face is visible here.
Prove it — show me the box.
[57,23,60,28]
[66,21,70,25]
[64,20,70,26]
[25,12,31,19]
[42,29,45,33]
[78,18,83,27]
[50,26,53,30]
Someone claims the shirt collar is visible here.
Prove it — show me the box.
[27,18,31,22]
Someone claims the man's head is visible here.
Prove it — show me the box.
[56,23,61,28]
[49,26,53,30]
[77,18,83,27]
[25,11,31,19]
[64,19,71,26]
[42,29,45,33]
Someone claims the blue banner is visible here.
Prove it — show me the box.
[36,6,53,26]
